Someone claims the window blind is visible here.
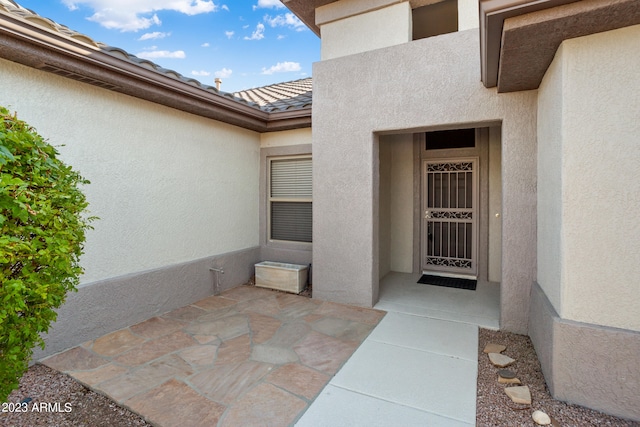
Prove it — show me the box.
[270,157,312,243]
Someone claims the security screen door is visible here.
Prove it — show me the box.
[422,159,478,277]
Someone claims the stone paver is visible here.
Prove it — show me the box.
[220,383,307,427]
[91,329,145,357]
[126,379,226,427]
[179,344,219,367]
[266,363,330,400]
[72,363,128,386]
[114,330,197,366]
[294,331,360,375]
[247,312,281,344]
[190,360,273,405]
[42,347,108,372]
[41,285,386,426]
[214,334,251,365]
[163,305,208,322]
[129,316,185,339]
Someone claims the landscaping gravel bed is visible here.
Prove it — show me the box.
[1,364,151,427]
[477,328,639,426]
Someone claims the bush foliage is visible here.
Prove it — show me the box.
[0,107,93,401]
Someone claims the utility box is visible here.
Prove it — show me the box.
[255,261,308,294]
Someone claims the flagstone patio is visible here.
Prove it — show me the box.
[42,285,386,427]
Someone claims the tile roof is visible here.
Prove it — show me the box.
[233,78,313,113]
[0,0,312,114]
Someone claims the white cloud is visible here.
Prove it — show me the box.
[221,4,229,11]
[138,31,170,40]
[244,23,265,40]
[191,70,210,76]
[264,13,305,31]
[214,68,233,78]
[225,30,234,39]
[253,0,284,10]
[136,49,186,59]
[61,0,220,32]
[277,34,285,40]
[261,61,300,75]
[201,42,210,47]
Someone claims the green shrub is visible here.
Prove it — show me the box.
[0,107,93,401]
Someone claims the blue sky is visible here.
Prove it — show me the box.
[15,0,320,92]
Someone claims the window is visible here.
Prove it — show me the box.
[268,156,312,243]
[426,128,475,150]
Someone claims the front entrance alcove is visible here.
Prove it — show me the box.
[376,126,502,328]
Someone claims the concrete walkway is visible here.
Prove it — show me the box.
[296,272,500,426]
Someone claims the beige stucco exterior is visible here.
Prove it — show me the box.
[457,0,480,31]
[260,127,312,148]
[488,126,502,282]
[1,58,261,286]
[537,24,640,332]
[312,28,538,333]
[319,2,412,60]
[379,134,415,277]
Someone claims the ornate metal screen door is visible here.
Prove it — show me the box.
[422,159,478,277]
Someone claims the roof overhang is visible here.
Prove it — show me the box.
[283,0,448,36]
[282,0,337,36]
[481,0,640,92]
[0,9,310,132]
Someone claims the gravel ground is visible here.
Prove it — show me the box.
[0,364,151,427]
[477,328,639,427]
[2,321,637,426]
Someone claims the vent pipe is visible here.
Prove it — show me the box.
[214,78,221,91]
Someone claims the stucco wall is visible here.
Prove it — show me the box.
[0,58,260,286]
[320,2,412,60]
[537,25,640,331]
[379,133,414,276]
[379,139,392,277]
[457,0,479,31]
[312,29,537,332]
[260,127,312,148]
[529,282,640,421]
[488,126,502,282]
[389,134,414,273]
[537,43,564,314]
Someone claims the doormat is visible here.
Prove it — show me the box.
[417,274,477,291]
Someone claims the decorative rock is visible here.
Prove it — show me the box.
[532,410,552,425]
[497,369,516,379]
[483,343,507,354]
[550,415,562,427]
[488,352,515,367]
[504,386,531,405]
[498,376,521,384]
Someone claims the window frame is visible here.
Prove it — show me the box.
[267,154,313,245]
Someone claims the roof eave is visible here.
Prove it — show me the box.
[481,0,640,93]
[0,10,311,132]
[266,108,312,131]
[282,0,337,36]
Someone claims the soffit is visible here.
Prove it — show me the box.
[0,0,311,132]
[481,0,640,92]
[282,0,337,36]
[284,0,444,35]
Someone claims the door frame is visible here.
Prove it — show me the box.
[421,157,479,278]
